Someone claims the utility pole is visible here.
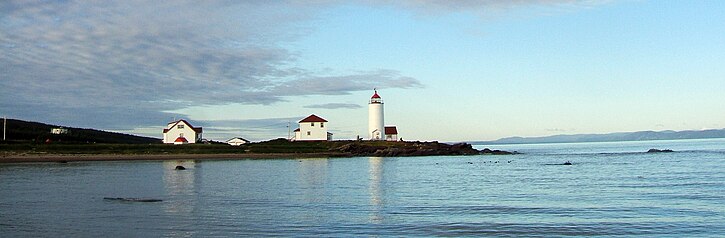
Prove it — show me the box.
[287,120,291,140]
[3,116,6,141]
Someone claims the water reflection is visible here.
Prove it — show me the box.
[295,158,329,224]
[162,160,199,238]
[297,158,329,191]
[369,157,384,223]
[162,160,198,214]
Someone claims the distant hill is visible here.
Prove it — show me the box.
[472,129,725,145]
[0,118,160,144]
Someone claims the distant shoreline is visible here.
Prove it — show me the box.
[0,152,354,163]
[471,134,725,145]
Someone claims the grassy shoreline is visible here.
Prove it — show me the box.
[1,139,493,163]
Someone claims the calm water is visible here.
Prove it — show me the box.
[2,139,725,237]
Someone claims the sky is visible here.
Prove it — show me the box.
[2,0,724,142]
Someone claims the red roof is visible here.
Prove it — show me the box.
[385,126,398,135]
[299,114,328,123]
[371,91,381,99]
[174,137,188,143]
[163,119,203,133]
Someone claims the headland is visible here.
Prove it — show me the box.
[1,139,514,163]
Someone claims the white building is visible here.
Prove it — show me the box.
[385,126,398,141]
[162,119,203,144]
[368,90,385,140]
[50,127,69,135]
[293,114,332,141]
[226,137,250,146]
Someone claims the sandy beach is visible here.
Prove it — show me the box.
[0,152,353,163]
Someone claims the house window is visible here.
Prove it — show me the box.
[180,133,184,137]
[320,123,324,128]
[307,131,311,136]
[177,125,184,129]
[311,122,315,127]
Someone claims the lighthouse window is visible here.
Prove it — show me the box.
[320,123,324,128]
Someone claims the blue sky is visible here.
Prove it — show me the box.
[2,0,724,142]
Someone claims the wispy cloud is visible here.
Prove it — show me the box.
[0,1,421,129]
[546,128,575,133]
[0,0,604,134]
[195,117,302,141]
[359,0,608,17]
[272,70,422,96]
[304,103,362,109]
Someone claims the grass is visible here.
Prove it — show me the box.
[0,138,445,157]
[1,143,242,155]
[0,139,403,155]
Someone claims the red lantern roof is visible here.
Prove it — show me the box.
[371,91,381,99]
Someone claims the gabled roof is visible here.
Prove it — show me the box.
[294,128,300,132]
[163,119,203,133]
[385,126,398,135]
[226,137,250,143]
[299,114,328,123]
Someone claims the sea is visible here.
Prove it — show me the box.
[1,138,724,237]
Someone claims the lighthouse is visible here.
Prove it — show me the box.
[368,89,385,140]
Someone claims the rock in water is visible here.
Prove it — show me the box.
[647,149,674,153]
[104,197,163,202]
[480,148,515,155]
[175,165,186,170]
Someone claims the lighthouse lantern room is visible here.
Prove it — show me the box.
[368,89,385,140]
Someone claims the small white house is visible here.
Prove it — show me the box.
[50,127,69,135]
[163,119,203,144]
[293,114,332,141]
[226,137,250,146]
[385,126,398,141]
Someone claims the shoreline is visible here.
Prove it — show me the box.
[1,140,495,163]
[0,152,355,163]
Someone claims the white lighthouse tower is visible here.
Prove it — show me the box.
[368,89,385,140]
